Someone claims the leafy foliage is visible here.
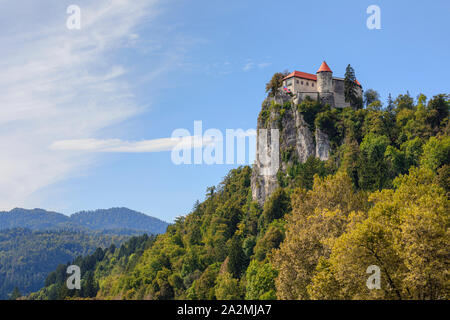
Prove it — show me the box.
[30,234,155,300]
[308,168,449,299]
[30,91,449,300]
[0,228,129,299]
[265,71,289,97]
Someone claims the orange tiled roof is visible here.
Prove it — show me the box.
[283,62,362,87]
[317,61,332,73]
[283,71,317,81]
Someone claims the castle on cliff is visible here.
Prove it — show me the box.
[282,61,362,108]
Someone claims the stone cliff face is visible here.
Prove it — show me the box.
[315,128,331,161]
[251,92,331,206]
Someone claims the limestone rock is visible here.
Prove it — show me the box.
[251,91,331,206]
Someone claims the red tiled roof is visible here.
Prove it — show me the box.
[283,71,317,81]
[283,62,362,87]
[317,61,332,73]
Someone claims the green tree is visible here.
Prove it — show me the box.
[339,138,361,188]
[253,222,285,261]
[364,89,380,108]
[394,93,414,111]
[245,260,278,300]
[261,188,291,227]
[227,235,245,278]
[154,268,175,300]
[386,93,394,113]
[297,97,327,130]
[215,272,242,300]
[401,137,423,169]
[187,224,202,245]
[181,248,201,277]
[187,264,220,300]
[265,71,289,97]
[82,271,98,298]
[344,64,362,109]
[420,136,450,171]
[426,94,449,132]
[9,287,21,300]
[358,133,391,190]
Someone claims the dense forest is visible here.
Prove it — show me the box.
[29,234,156,300]
[0,208,168,299]
[31,87,449,300]
[0,228,129,299]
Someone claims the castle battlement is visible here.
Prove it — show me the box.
[282,61,362,108]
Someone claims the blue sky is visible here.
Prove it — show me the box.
[0,0,449,222]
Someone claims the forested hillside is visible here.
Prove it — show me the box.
[0,228,129,299]
[70,208,168,234]
[0,208,168,235]
[30,234,156,300]
[0,208,168,299]
[0,209,75,230]
[32,90,449,300]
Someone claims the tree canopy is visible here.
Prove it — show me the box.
[31,91,449,300]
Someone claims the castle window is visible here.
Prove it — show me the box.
[312,83,314,87]
[301,81,303,85]
[306,82,309,86]
[296,80,299,84]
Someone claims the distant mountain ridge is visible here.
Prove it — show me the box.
[0,208,168,299]
[0,207,169,235]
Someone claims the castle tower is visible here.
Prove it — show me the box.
[316,61,335,107]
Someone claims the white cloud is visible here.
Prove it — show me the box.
[0,0,172,210]
[243,62,255,71]
[49,136,218,153]
[49,128,258,153]
[243,60,271,72]
[258,62,272,68]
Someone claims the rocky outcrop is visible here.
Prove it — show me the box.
[251,92,331,206]
[315,128,331,161]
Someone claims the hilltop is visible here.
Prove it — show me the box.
[31,82,449,300]
[0,207,169,235]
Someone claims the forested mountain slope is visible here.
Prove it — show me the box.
[0,208,75,230]
[32,90,449,300]
[0,228,129,299]
[0,208,168,299]
[0,207,168,235]
[30,234,156,300]
[70,208,168,234]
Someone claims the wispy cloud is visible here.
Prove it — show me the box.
[257,62,272,68]
[50,128,258,153]
[243,60,271,72]
[50,136,217,153]
[243,62,255,71]
[0,0,173,209]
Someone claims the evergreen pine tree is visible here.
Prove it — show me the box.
[227,235,245,278]
[82,272,98,298]
[386,93,394,113]
[344,64,362,109]
[9,287,21,300]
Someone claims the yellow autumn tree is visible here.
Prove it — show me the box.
[309,167,449,299]
[271,172,368,299]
